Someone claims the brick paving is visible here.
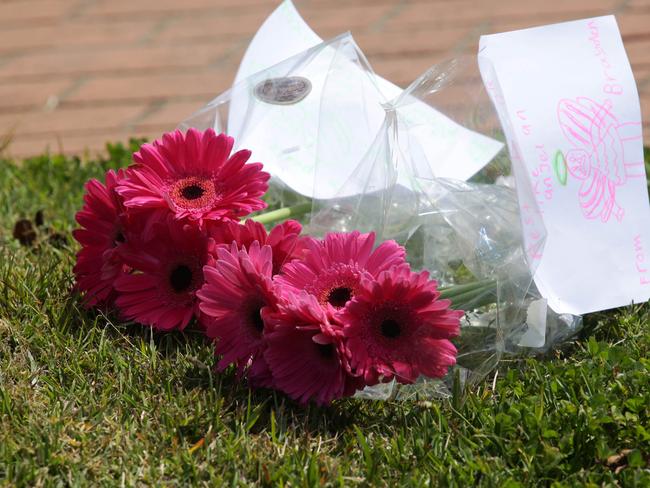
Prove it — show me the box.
[1,0,650,158]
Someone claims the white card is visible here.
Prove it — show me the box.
[479,15,650,315]
[228,34,388,199]
[226,0,502,199]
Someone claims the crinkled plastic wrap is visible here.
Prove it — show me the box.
[180,34,583,401]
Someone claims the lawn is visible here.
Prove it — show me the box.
[0,142,649,486]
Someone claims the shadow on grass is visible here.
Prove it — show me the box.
[63,294,369,435]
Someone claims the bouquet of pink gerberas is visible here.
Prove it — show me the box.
[74,128,480,406]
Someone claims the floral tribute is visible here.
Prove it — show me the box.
[73,128,464,405]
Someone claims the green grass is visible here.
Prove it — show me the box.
[0,143,649,486]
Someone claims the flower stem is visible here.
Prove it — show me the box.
[439,280,497,310]
[251,202,312,226]
[438,280,494,299]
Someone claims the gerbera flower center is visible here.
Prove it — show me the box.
[181,184,205,200]
[168,177,218,210]
[113,230,125,246]
[316,343,335,359]
[327,287,352,308]
[250,307,265,332]
[309,265,362,309]
[169,264,194,293]
[380,318,401,339]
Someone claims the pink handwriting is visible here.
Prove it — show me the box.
[557,97,643,223]
[485,79,506,108]
[531,144,553,205]
[587,20,623,96]
[522,116,554,213]
[521,202,544,261]
[633,235,650,285]
[516,110,532,135]
[511,108,549,259]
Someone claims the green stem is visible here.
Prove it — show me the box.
[438,280,494,300]
[440,280,497,311]
[251,202,312,226]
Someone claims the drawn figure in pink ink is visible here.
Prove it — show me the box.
[557,97,644,223]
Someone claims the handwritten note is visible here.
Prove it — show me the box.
[479,15,650,314]
[225,0,502,199]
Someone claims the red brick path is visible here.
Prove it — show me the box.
[1,0,649,158]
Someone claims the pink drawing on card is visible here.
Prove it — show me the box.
[557,97,643,223]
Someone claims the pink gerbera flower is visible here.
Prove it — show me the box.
[264,293,363,405]
[73,169,128,307]
[209,219,306,275]
[197,241,277,382]
[274,231,406,311]
[114,217,215,331]
[116,128,270,225]
[341,264,463,385]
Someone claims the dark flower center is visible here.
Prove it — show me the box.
[168,177,218,210]
[114,231,125,245]
[327,286,352,308]
[181,184,205,200]
[380,319,401,339]
[250,307,264,332]
[169,265,193,293]
[316,343,335,359]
